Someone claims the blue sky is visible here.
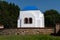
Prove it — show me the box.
[4,0,60,12]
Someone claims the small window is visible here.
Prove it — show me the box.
[24,18,28,24]
[29,18,32,24]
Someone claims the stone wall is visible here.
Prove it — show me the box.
[0,23,60,35]
[0,28,54,35]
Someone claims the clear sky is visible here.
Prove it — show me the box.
[4,0,60,12]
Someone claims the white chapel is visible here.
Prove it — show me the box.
[17,6,44,28]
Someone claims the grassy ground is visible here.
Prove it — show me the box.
[0,34,60,40]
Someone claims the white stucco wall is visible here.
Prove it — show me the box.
[17,10,44,28]
[21,12,35,27]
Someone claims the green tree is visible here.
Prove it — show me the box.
[0,1,20,28]
[44,9,60,27]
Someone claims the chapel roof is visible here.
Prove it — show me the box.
[23,6,38,10]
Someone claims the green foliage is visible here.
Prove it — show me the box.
[0,1,20,28]
[44,9,60,27]
[0,35,60,40]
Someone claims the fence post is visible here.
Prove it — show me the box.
[55,23,60,34]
